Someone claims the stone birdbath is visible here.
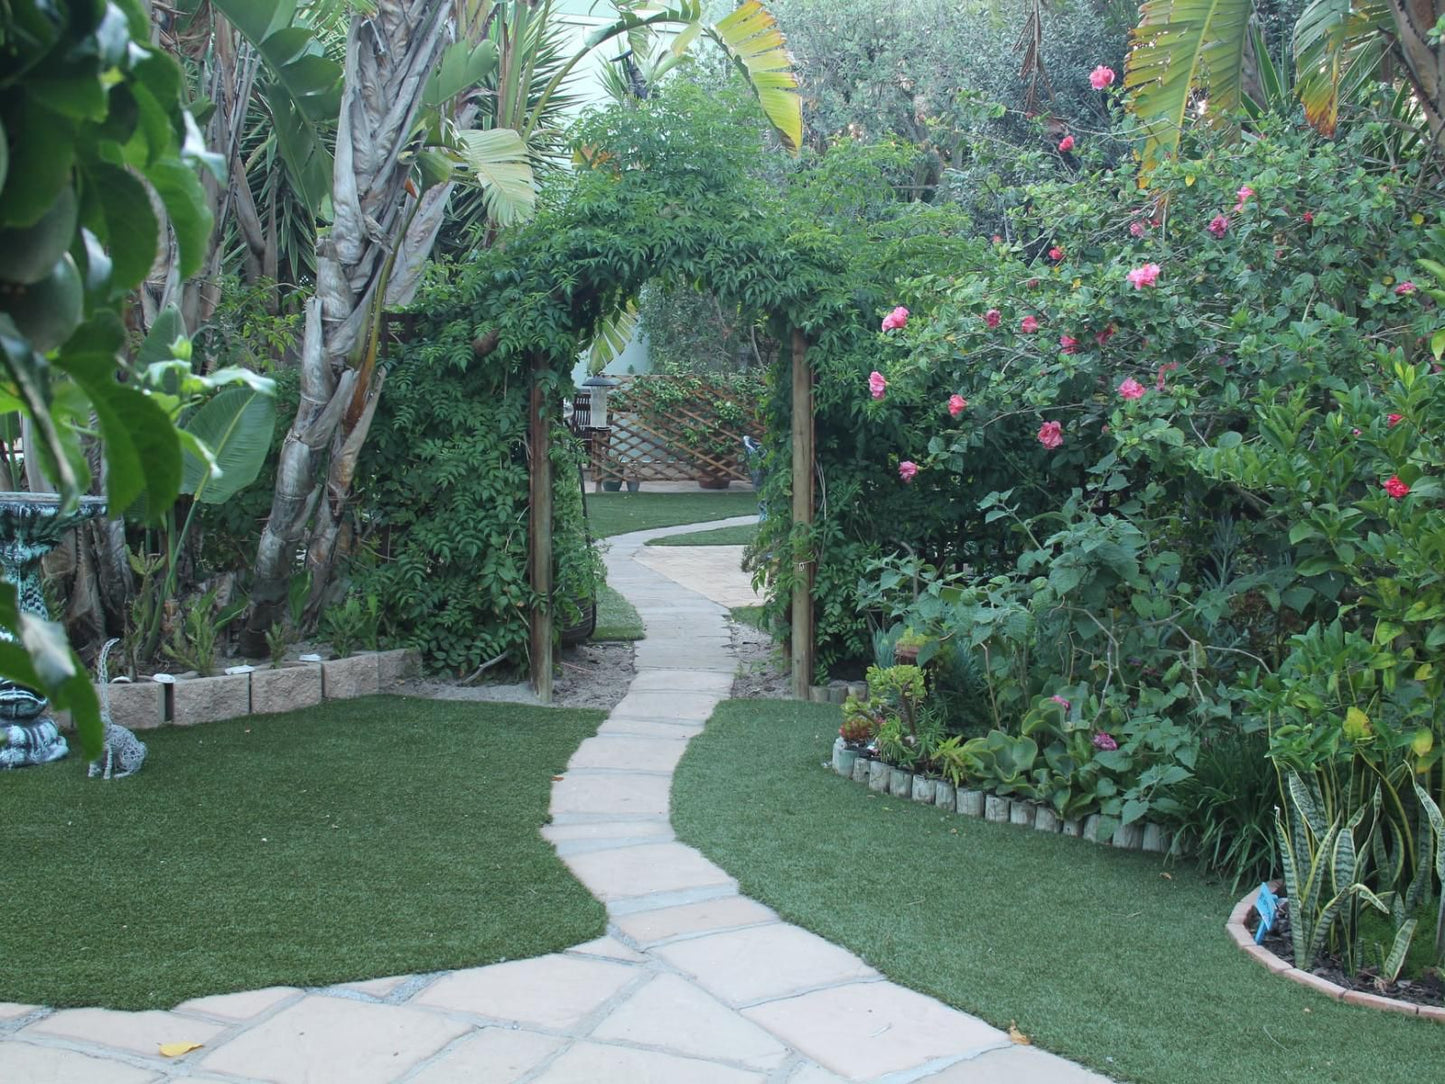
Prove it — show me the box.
[0,491,107,769]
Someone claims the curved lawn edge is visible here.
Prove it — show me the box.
[0,696,606,1010]
[671,699,1445,1084]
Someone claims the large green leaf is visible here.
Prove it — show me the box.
[0,582,102,760]
[180,387,278,505]
[708,0,803,153]
[1125,0,1254,175]
[455,128,537,227]
[1292,0,1390,137]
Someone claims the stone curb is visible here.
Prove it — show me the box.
[832,744,1172,855]
[1225,887,1445,1022]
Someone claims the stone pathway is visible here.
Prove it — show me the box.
[0,519,1110,1083]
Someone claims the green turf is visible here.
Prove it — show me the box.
[592,583,644,640]
[673,700,1443,1084]
[0,696,605,1010]
[646,522,758,547]
[585,490,757,537]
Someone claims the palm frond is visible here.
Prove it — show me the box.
[455,128,537,226]
[1125,0,1254,175]
[1292,0,1390,137]
[707,0,802,153]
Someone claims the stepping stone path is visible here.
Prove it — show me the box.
[0,518,1111,1083]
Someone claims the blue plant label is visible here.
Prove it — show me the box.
[1254,883,1280,944]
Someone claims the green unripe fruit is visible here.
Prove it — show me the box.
[0,187,79,286]
[1,253,84,352]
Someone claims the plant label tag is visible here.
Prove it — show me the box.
[1254,882,1280,944]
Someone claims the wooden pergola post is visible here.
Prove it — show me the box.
[528,352,554,704]
[790,329,814,699]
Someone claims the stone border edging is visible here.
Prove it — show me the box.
[831,740,1172,853]
[1225,887,1445,1021]
[66,648,422,731]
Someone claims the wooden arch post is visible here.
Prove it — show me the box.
[790,329,814,699]
[529,351,554,704]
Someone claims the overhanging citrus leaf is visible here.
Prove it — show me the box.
[1125,0,1253,176]
[87,163,160,293]
[143,159,213,280]
[455,129,536,227]
[0,581,102,760]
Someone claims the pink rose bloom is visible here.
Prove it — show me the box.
[881,305,910,331]
[1050,694,1071,710]
[1207,214,1229,238]
[1127,262,1161,289]
[1129,220,1146,238]
[984,308,1002,328]
[1387,413,1404,426]
[1384,475,1410,499]
[1302,211,1314,225]
[1089,65,1115,90]
[1351,428,1362,436]
[868,370,887,400]
[1060,334,1079,355]
[1395,281,1416,296]
[1233,185,1254,212]
[992,234,1004,243]
[947,394,968,417]
[898,460,918,482]
[1037,420,1063,449]
[1058,135,1075,153]
[1093,732,1118,751]
[1049,246,1065,261]
[1117,377,1146,400]
[1021,315,1040,334]
[1095,324,1116,346]
[1156,361,1179,390]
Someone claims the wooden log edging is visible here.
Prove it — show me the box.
[1225,887,1445,1022]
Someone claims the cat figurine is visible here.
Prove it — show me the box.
[88,639,147,780]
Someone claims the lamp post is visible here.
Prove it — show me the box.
[581,375,621,491]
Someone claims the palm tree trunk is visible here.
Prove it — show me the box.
[240,0,450,650]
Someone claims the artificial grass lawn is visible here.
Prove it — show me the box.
[646,522,758,547]
[585,489,756,537]
[592,583,644,640]
[0,696,605,1010]
[673,700,1443,1084]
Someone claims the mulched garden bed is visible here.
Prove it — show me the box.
[1247,905,1445,1009]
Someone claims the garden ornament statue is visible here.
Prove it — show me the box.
[87,638,147,780]
[0,491,106,769]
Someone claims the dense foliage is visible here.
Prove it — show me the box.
[786,115,1445,967]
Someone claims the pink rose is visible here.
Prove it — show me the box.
[1384,475,1410,499]
[1129,220,1146,238]
[1127,263,1161,289]
[984,308,1002,328]
[948,394,968,417]
[1233,185,1254,212]
[1058,135,1075,153]
[1093,732,1118,751]
[869,370,887,400]
[1302,211,1314,225]
[1207,214,1229,238]
[1387,413,1404,426]
[1060,335,1079,355]
[1037,420,1063,449]
[1049,246,1065,261]
[1020,315,1040,334]
[1051,694,1071,710]
[1117,377,1146,400]
[899,460,918,482]
[881,305,910,331]
[1089,65,1115,90]
[1395,281,1416,296]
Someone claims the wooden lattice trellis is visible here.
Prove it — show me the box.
[578,375,763,485]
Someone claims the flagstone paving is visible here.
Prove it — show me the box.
[0,517,1112,1082]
